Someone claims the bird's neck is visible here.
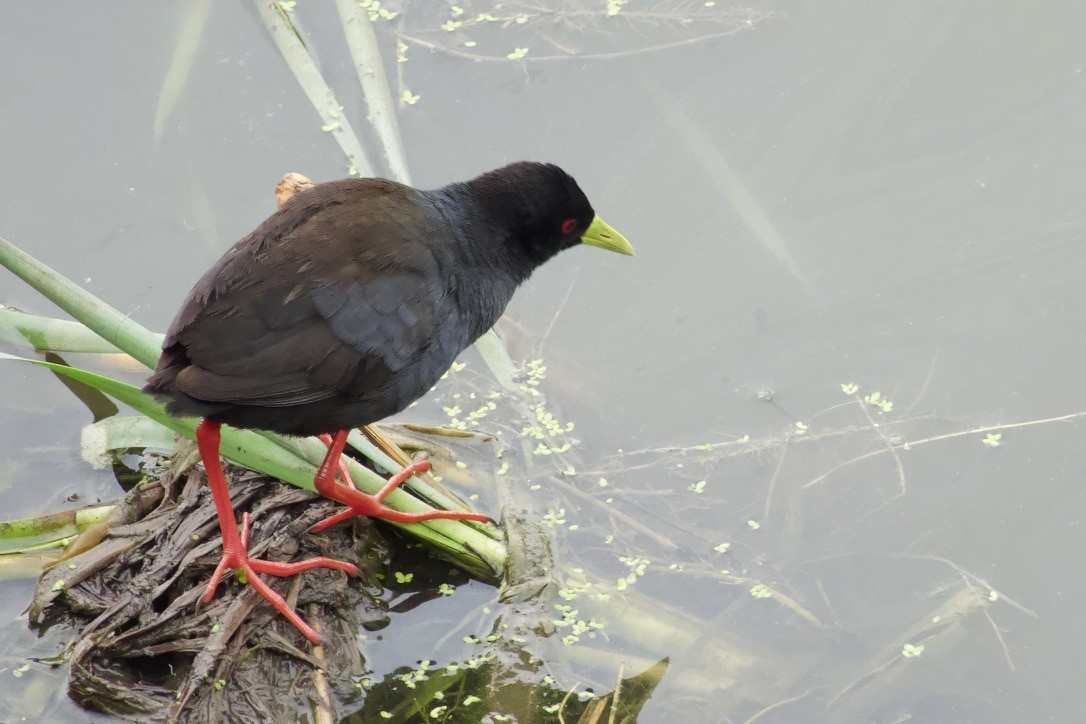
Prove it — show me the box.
[424,186,531,342]
[426,184,541,285]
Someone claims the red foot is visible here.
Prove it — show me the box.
[197,419,358,645]
[311,430,490,532]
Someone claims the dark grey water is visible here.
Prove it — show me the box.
[2,1,1084,721]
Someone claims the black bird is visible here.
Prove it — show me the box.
[144,162,633,642]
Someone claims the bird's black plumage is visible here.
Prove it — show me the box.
[144,162,609,435]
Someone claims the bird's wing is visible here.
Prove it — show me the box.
[152,183,455,408]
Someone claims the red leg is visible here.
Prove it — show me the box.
[195,419,358,644]
[308,434,490,533]
[319,433,357,490]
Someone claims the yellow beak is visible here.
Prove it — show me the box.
[580,216,634,256]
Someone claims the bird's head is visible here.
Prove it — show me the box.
[464,162,634,268]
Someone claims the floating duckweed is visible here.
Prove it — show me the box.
[394,571,414,584]
[496,461,509,475]
[321,122,340,132]
[606,0,628,16]
[379,712,393,720]
[543,703,561,714]
[988,590,1000,601]
[441,20,463,31]
[902,643,925,658]
[562,465,576,476]
[450,5,464,16]
[749,584,772,598]
[747,519,761,530]
[438,583,454,596]
[840,382,859,395]
[485,633,501,642]
[597,477,608,487]
[507,47,529,60]
[689,480,706,494]
[714,542,731,553]
[455,461,467,469]
[401,90,420,105]
[983,433,1002,447]
[542,508,566,527]
[12,664,30,677]
[52,579,65,592]
[794,421,808,434]
[864,391,893,413]
[463,695,482,706]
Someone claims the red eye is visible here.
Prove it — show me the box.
[561,218,577,234]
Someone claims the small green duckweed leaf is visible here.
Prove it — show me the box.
[902,643,925,658]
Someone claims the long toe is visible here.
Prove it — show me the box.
[201,533,357,643]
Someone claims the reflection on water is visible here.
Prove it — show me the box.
[2,1,1085,721]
